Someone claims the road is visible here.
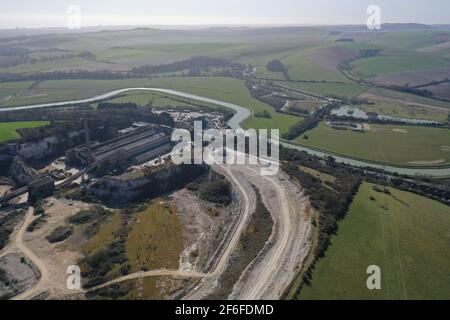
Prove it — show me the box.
[89,163,252,295]
[226,164,312,300]
[1,87,449,177]
[7,150,309,300]
[6,207,50,300]
[237,173,292,299]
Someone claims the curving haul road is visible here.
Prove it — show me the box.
[1,87,449,177]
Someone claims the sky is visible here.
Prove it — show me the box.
[1,0,449,29]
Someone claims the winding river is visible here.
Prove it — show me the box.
[1,87,449,177]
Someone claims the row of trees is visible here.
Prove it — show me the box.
[280,147,361,292]
[131,56,237,75]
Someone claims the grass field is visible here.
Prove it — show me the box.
[233,45,305,80]
[369,31,447,50]
[5,77,303,134]
[147,76,303,133]
[283,48,351,82]
[0,121,50,143]
[359,87,450,110]
[276,81,368,99]
[82,211,123,255]
[4,79,153,107]
[100,91,219,110]
[0,57,88,74]
[0,81,35,106]
[297,122,450,166]
[299,182,450,300]
[125,200,183,272]
[299,166,336,183]
[352,54,450,79]
[360,102,449,122]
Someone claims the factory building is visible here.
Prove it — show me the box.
[28,176,55,203]
[65,124,173,169]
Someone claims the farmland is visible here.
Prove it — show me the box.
[3,77,303,134]
[276,81,368,99]
[102,91,218,110]
[283,48,351,82]
[299,182,450,300]
[0,121,50,143]
[1,23,450,302]
[1,79,151,107]
[0,81,35,106]
[146,76,303,133]
[296,122,450,166]
[357,87,450,110]
[360,102,449,122]
[351,54,450,79]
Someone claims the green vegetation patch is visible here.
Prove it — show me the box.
[283,48,351,83]
[299,166,336,184]
[277,81,368,99]
[0,121,50,143]
[102,91,218,110]
[148,76,303,133]
[299,182,450,300]
[352,54,450,78]
[8,77,302,133]
[125,200,183,272]
[297,122,450,166]
[188,172,232,206]
[83,211,123,255]
[359,87,450,110]
[360,102,449,122]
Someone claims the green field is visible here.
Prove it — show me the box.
[99,91,218,110]
[299,182,450,300]
[3,79,153,107]
[360,102,449,122]
[368,31,447,50]
[146,76,303,133]
[0,121,50,143]
[0,81,35,106]
[276,81,368,99]
[359,87,450,110]
[352,54,450,78]
[5,77,303,134]
[297,122,450,166]
[283,48,351,82]
[0,57,88,74]
[233,45,308,80]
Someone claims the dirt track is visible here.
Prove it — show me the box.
[10,155,312,300]
[179,156,313,300]
[11,207,50,300]
[229,167,312,299]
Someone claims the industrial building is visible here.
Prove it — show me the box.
[65,124,173,169]
[28,177,55,203]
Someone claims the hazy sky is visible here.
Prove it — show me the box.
[1,0,449,28]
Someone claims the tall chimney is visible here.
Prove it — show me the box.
[84,118,93,167]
